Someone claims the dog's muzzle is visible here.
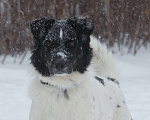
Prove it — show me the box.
[54,59,67,73]
[53,59,72,74]
[47,52,73,75]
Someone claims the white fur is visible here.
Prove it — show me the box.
[60,29,63,39]
[29,37,132,120]
[90,36,120,80]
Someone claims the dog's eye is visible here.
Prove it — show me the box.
[66,41,76,48]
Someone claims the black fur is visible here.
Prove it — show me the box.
[30,17,94,76]
[107,77,119,85]
[95,76,105,86]
[107,77,115,82]
[40,80,57,88]
[116,104,121,108]
[64,89,69,99]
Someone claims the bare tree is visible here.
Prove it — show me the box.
[0,0,150,63]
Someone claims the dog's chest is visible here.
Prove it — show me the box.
[30,87,100,120]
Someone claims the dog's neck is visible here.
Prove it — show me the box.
[40,80,70,99]
[37,66,94,90]
[31,68,93,100]
[40,80,59,89]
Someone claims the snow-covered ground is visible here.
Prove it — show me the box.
[0,50,150,120]
[116,50,150,120]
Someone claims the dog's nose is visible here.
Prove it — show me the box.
[55,63,65,71]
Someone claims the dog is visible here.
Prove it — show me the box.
[29,17,132,120]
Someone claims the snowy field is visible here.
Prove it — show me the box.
[0,50,150,120]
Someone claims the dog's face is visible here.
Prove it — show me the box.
[30,17,94,76]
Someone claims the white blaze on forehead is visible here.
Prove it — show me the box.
[60,29,63,39]
[57,52,67,59]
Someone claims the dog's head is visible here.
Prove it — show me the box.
[30,17,94,77]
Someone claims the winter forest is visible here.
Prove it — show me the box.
[0,0,150,120]
[1,0,150,58]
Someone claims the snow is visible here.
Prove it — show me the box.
[115,50,150,120]
[0,55,31,120]
[57,52,67,59]
[0,50,150,120]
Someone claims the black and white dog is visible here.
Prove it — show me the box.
[29,17,132,120]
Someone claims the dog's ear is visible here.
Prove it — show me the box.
[30,17,55,39]
[67,17,94,36]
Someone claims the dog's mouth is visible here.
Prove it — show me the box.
[52,67,72,76]
[49,70,72,77]
[53,73,71,76]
